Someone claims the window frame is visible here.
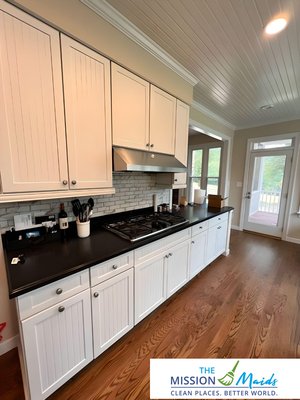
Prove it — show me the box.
[187,142,224,202]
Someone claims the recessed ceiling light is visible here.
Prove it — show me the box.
[265,18,287,35]
[260,104,274,111]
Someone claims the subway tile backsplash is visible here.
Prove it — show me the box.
[0,173,170,233]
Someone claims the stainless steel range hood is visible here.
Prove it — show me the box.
[113,147,187,173]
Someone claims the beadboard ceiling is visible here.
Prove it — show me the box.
[98,0,300,130]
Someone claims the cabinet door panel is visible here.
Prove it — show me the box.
[0,5,68,192]
[61,35,112,189]
[166,240,189,298]
[21,290,92,400]
[135,254,166,324]
[175,100,189,166]
[92,269,133,358]
[112,63,149,150]
[150,86,176,155]
[190,231,208,279]
[206,220,228,264]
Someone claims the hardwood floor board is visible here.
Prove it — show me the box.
[1,230,300,400]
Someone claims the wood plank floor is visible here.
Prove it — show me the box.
[1,230,299,400]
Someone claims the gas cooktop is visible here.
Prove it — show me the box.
[103,213,189,242]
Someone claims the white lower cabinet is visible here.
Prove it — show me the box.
[206,215,228,265]
[134,233,190,324]
[134,252,166,324]
[189,229,208,279]
[20,289,93,400]
[166,240,189,298]
[91,268,134,358]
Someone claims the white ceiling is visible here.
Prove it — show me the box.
[101,0,300,130]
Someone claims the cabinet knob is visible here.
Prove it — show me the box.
[112,264,118,270]
[169,252,173,257]
[56,288,63,295]
[58,306,65,313]
[217,226,222,229]
[165,254,169,259]
[191,240,195,244]
[146,143,150,147]
[93,292,99,298]
[174,179,178,182]
[62,180,68,185]
[199,226,203,229]
[71,180,77,185]
[150,144,154,148]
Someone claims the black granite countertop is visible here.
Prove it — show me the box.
[2,205,233,298]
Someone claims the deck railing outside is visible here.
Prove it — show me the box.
[258,190,281,213]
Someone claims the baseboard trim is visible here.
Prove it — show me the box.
[285,236,300,244]
[231,224,242,231]
[0,335,19,356]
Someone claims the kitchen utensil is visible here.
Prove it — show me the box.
[71,199,82,218]
[87,198,94,210]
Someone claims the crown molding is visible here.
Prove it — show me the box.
[80,0,198,86]
[191,101,236,131]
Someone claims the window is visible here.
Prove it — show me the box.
[207,147,221,195]
[188,143,222,202]
[253,138,293,150]
[190,149,203,192]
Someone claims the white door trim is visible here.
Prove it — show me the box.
[240,132,299,238]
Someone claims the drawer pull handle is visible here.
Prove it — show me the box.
[58,306,65,313]
[112,264,118,270]
[56,288,63,295]
[93,292,99,298]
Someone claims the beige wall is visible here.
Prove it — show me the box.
[230,120,300,241]
[9,0,193,104]
[190,107,235,138]
[188,133,221,146]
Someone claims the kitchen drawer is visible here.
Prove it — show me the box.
[90,251,133,287]
[191,220,209,236]
[208,213,228,228]
[134,228,190,265]
[17,270,90,320]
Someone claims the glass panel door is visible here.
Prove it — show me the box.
[243,149,292,237]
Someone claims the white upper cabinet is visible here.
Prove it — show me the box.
[0,4,68,193]
[149,85,176,155]
[0,2,113,199]
[61,35,112,190]
[175,100,190,166]
[111,63,149,151]
[112,64,181,156]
